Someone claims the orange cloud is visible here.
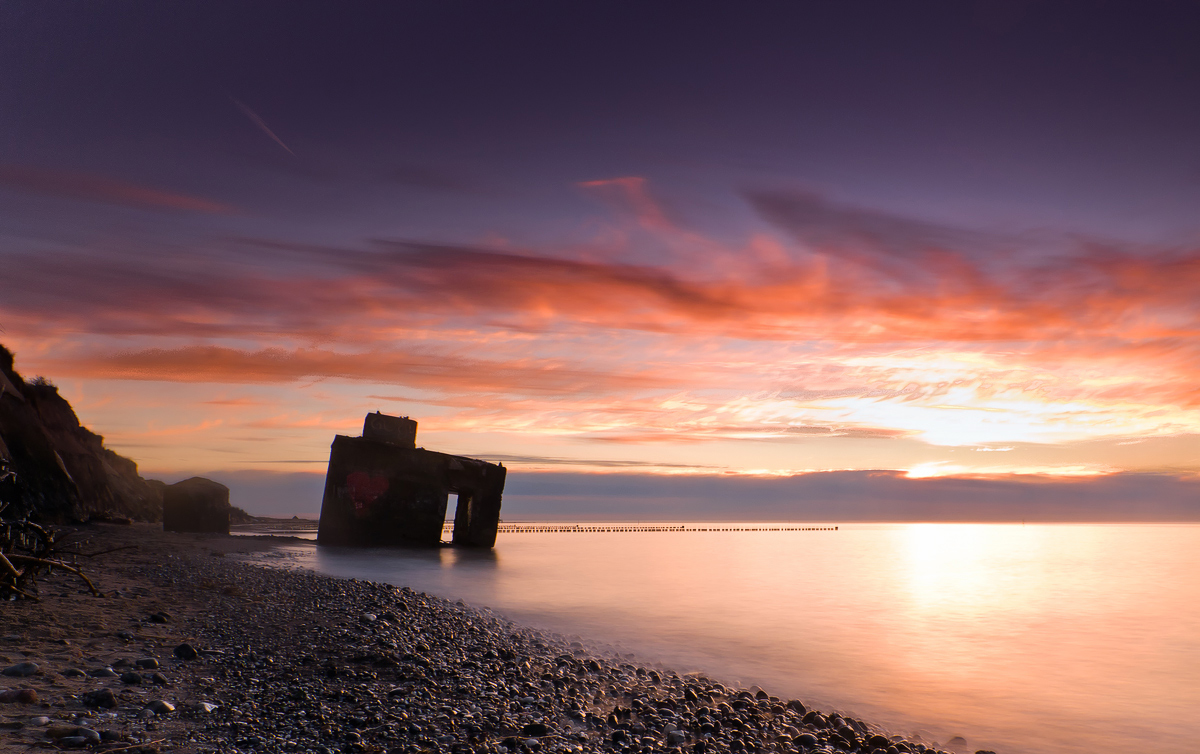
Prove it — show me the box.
[44,345,674,395]
[6,224,1200,352]
[7,187,1200,460]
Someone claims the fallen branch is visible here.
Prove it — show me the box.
[5,554,101,596]
[4,584,38,602]
[60,543,139,558]
[0,551,21,580]
[97,738,167,753]
[1,467,103,600]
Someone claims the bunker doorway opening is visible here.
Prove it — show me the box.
[447,491,479,545]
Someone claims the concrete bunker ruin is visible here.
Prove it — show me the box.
[162,476,231,534]
[317,413,506,548]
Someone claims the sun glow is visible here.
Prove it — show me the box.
[904,462,1113,479]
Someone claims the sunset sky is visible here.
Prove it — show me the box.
[3,3,1200,517]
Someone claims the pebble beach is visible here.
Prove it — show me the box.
[0,524,977,754]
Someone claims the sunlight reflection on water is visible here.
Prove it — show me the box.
[263,523,1200,754]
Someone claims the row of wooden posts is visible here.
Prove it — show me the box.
[439,523,838,533]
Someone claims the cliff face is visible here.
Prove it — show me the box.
[0,345,162,523]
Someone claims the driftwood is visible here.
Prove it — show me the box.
[0,461,102,601]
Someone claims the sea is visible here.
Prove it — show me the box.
[246,523,1200,754]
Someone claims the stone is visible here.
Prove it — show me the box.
[151,672,169,685]
[162,477,231,534]
[87,667,117,678]
[146,700,175,714]
[48,725,78,739]
[520,722,549,737]
[2,661,38,677]
[173,643,198,661]
[47,726,99,744]
[120,671,143,684]
[61,668,85,678]
[81,688,117,708]
[797,733,819,748]
[76,728,101,744]
[30,716,50,726]
[136,657,160,669]
[0,688,37,703]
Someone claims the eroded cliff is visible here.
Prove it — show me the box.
[0,345,162,522]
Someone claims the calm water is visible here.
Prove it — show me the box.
[254,523,1200,754]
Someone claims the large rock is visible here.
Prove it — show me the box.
[162,477,230,534]
[0,344,163,523]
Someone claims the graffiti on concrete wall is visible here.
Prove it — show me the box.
[345,471,389,515]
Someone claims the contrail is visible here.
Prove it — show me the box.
[231,97,294,155]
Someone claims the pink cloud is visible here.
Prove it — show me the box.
[0,164,235,213]
[578,176,673,230]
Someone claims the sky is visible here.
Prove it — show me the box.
[2,2,1200,518]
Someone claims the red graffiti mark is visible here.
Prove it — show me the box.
[346,471,389,515]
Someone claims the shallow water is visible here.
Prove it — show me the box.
[262,523,1200,754]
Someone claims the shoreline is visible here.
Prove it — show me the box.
[1,524,970,754]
